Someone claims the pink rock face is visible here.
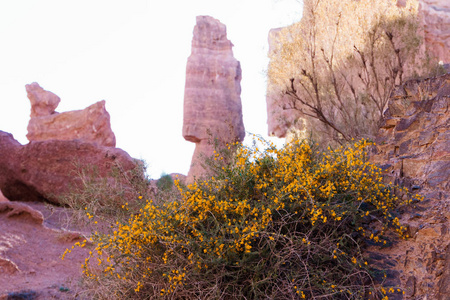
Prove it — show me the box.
[26,83,116,147]
[183,16,245,181]
[0,131,137,204]
[0,189,9,202]
[26,82,61,118]
[419,0,450,63]
[27,100,116,147]
[186,140,215,181]
[183,16,245,143]
[369,74,449,299]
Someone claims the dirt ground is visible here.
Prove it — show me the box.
[0,200,92,299]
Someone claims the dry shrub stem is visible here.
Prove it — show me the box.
[268,0,443,145]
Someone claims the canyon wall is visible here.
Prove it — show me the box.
[369,73,449,300]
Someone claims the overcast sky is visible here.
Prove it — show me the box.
[0,0,302,178]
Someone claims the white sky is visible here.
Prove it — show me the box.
[0,0,302,179]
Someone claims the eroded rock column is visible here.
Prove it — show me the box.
[183,16,245,182]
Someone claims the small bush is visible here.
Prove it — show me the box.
[73,138,420,299]
[156,173,174,192]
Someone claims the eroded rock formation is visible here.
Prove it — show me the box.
[26,82,61,118]
[183,16,245,181]
[26,82,116,147]
[0,131,137,204]
[370,73,449,299]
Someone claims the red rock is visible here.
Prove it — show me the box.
[0,201,91,296]
[0,131,137,204]
[0,201,44,225]
[26,83,116,147]
[369,74,449,299]
[186,140,215,181]
[0,190,8,202]
[26,82,60,118]
[183,16,245,181]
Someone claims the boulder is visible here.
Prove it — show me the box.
[0,131,137,204]
[26,82,116,147]
[183,16,245,181]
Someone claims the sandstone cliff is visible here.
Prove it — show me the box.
[183,16,245,181]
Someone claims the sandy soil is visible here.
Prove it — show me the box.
[0,200,92,299]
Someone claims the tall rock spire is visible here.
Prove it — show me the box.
[183,16,245,181]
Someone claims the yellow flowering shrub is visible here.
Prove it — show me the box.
[73,138,420,299]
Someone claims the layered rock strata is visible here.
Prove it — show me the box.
[183,16,245,181]
[26,82,116,147]
[0,131,137,204]
[370,73,449,299]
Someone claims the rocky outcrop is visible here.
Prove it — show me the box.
[370,73,449,299]
[0,201,44,225]
[0,131,137,204]
[26,82,61,118]
[372,74,449,192]
[398,1,450,63]
[183,16,245,181]
[26,82,116,147]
